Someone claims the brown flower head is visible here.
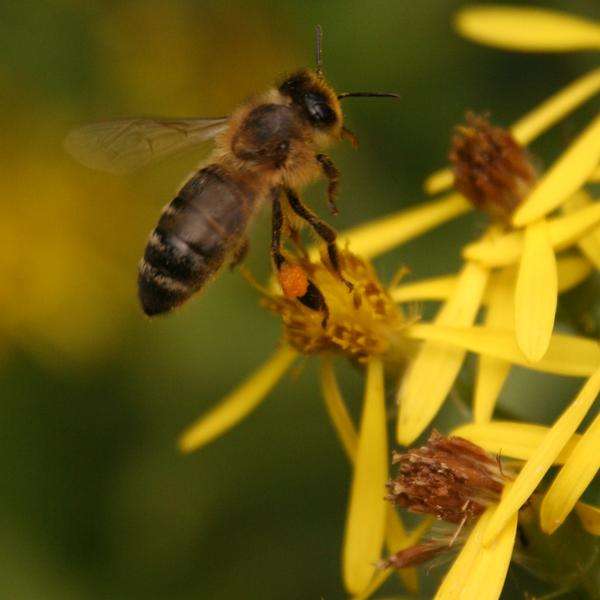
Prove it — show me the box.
[450,112,537,223]
[386,430,509,524]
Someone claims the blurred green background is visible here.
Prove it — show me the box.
[2,0,599,598]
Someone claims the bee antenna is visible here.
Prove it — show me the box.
[315,24,324,78]
[337,92,401,100]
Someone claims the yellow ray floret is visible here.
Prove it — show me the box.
[434,489,518,600]
[178,345,297,452]
[515,220,557,361]
[389,255,591,305]
[463,200,600,267]
[343,358,388,595]
[397,261,489,445]
[563,191,600,270]
[321,360,419,591]
[405,324,600,377]
[576,502,600,536]
[540,411,600,534]
[320,358,419,594]
[424,68,600,195]
[454,6,600,52]
[452,421,582,464]
[352,517,433,600]
[513,113,600,227]
[335,193,470,260]
[474,267,514,422]
[320,358,357,460]
[482,366,600,546]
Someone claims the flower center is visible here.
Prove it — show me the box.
[387,430,509,523]
[262,249,411,362]
[450,112,537,224]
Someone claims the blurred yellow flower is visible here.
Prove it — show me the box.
[454,5,600,53]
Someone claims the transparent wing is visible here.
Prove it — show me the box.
[64,116,229,174]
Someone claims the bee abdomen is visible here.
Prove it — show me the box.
[138,165,256,317]
[138,227,209,316]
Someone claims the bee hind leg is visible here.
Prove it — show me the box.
[316,153,340,215]
[284,187,353,292]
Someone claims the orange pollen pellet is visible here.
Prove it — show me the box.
[278,263,309,298]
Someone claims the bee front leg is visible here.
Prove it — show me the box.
[284,187,353,292]
[316,153,340,216]
[271,188,286,272]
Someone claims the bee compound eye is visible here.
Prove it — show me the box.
[304,92,336,125]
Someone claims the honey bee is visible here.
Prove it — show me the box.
[65,27,398,316]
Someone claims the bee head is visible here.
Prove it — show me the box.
[279,69,342,132]
[278,27,399,144]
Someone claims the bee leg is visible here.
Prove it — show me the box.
[229,237,250,270]
[284,187,353,292]
[298,280,330,328]
[271,189,286,272]
[315,153,340,215]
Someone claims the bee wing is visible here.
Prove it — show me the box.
[64,116,229,174]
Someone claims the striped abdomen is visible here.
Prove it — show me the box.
[138,165,256,316]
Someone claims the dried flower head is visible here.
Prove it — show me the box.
[263,248,412,363]
[387,430,509,523]
[450,112,537,223]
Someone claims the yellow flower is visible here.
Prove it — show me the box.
[391,101,600,443]
[382,428,599,600]
[379,433,518,600]
[391,251,594,434]
[451,366,600,544]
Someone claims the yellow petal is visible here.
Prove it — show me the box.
[575,502,600,535]
[390,255,589,305]
[405,323,600,377]
[555,254,593,291]
[352,517,432,600]
[483,366,600,546]
[540,411,600,534]
[424,168,455,195]
[320,359,418,593]
[178,345,297,452]
[390,275,456,303]
[463,201,600,267]
[434,492,517,600]
[452,421,582,464]
[343,358,388,594]
[512,68,600,146]
[563,190,600,270]
[336,193,471,260]
[515,220,557,361]
[513,113,600,227]
[475,267,514,422]
[397,261,489,445]
[424,69,600,196]
[320,358,357,461]
[455,6,600,52]
[589,164,600,183]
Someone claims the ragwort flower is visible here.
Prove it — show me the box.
[377,428,599,600]
[392,113,600,443]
